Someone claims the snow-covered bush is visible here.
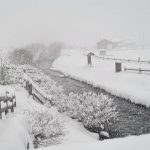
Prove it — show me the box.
[0,59,11,85]
[0,50,9,65]
[9,49,33,65]
[26,109,65,147]
[65,92,117,129]
[6,64,118,131]
[79,92,117,128]
[65,92,83,119]
[0,50,11,85]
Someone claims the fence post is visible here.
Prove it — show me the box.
[5,101,8,115]
[0,101,2,119]
[28,83,32,96]
[115,62,122,72]
[14,95,16,107]
[138,57,140,62]
[11,98,14,112]
[27,142,30,149]
[34,140,38,149]
[87,53,92,67]
[5,92,8,115]
[124,67,126,71]
[26,81,29,92]
[26,81,32,96]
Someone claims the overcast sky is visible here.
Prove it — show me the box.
[0,0,150,49]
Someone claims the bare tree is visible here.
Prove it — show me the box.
[9,49,33,65]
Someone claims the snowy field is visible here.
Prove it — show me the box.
[52,49,150,107]
[96,49,150,61]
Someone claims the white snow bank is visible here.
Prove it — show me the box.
[52,49,150,107]
[38,133,150,150]
[0,86,34,150]
[62,116,98,144]
[0,116,33,150]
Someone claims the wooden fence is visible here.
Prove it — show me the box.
[124,67,150,73]
[25,75,50,104]
[94,55,150,64]
[0,92,16,119]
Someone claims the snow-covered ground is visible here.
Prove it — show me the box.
[0,85,34,150]
[52,49,150,107]
[1,85,150,150]
[0,116,32,150]
[101,49,150,61]
[0,85,98,150]
[1,53,150,149]
[39,133,150,150]
[62,116,98,144]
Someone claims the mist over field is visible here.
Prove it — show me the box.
[0,0,150,50]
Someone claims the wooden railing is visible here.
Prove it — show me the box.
[94,55,150,64]
[0,92,16,119]
[124,67,150,73]
[24,74,50,104]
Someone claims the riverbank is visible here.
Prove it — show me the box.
[52,49,150,107]
[34,57,150,138]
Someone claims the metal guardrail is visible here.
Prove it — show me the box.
[0,92,16,119]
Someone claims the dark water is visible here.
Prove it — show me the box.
[37,60,150,138]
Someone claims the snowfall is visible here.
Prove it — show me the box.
[52,49,150,107]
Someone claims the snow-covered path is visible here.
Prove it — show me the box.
[0,85,98,150]
[0,116,33,150]
[62,116,98,144]
[38,133,150,150]
[16,86,98,144]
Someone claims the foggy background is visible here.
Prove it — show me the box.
[0,0,150,50]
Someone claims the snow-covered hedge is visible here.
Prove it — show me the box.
[0,61,11,85]
[0,50,11,85]
[56,92,118,129]
[26,109,65,147]
[7,64,118,131]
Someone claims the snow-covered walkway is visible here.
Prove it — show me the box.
[16,86,99,144]
[0,85,98,150]
[0,117,32,150]
[38,133,150,150]
[62,116,98,144]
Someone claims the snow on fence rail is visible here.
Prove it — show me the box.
[94,55,150,64]
[0,92,16,119]
[24,73,51,104]
[124,67,150,73]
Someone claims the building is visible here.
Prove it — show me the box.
[97,39,136,50]
[96,39,118,50]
